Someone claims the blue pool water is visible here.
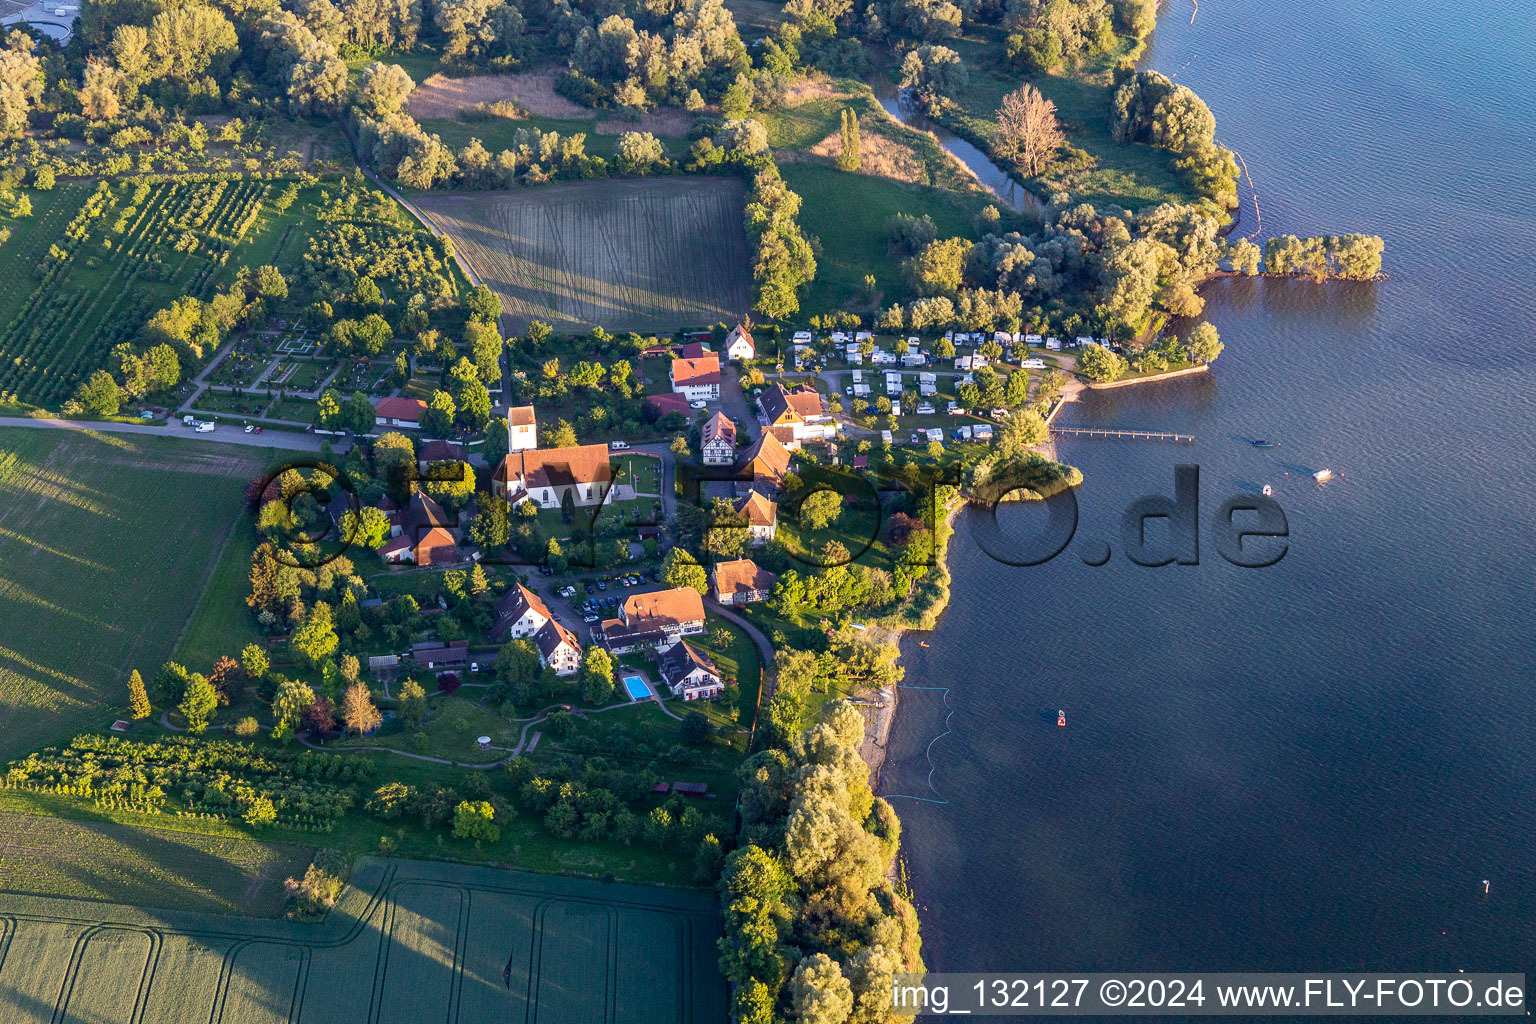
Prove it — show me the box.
[621,674,651,700]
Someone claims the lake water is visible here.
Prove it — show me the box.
[882,0,1536,980]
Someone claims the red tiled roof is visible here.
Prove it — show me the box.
[645,393,691,416]
[621,587,705,630]
[733,490,777,528]
[494,444,614,491]
[671,354,721,387]
[375,397,427,421]
[712,558,776,600]
[507,405,536,426]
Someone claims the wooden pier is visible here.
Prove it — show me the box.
[1049,426,1195,444]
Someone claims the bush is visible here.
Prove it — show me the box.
[437,672,461,694]
[284,861,344,919]
[452,799,500,842]
[233,716,261,738]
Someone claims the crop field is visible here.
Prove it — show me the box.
[0,857,728,1023]
[0,427,267,760]
[0,808,312,916]
[0,177,310,409]
[415,177,752,332]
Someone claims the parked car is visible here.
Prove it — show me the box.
[689,400,707,409]
[243,424,254,434]
[584,582,595,593]
[583,614,599,623]
[609,440,630,450]
[596,580,607,590]
[252,425,263,434]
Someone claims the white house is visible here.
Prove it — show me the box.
[535,620,582,676]
[507,405,538,452]
[701,412,737,466]
[758,382,836,443]
[670,354,721,401]
[491,584,552,641]
[374,397,426,429]
[733,490,778,543]
[725,325,756,361]
[658,642,725,701]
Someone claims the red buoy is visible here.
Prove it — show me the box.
[1057,710,1066,727]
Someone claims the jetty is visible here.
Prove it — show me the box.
[1048,426,1195,444]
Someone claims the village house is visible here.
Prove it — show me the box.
[757,382,836,445]
[507,405,538,452]
[534,619,582,676]
[732,490,778,543]
[492,444,616,510]
[710,558,777,605]
[724,324,755,361]
[700,411,737,466]
[379,491,459,565]
[644,392,692,420]
[598,587,706,654]
[734,429,792,495]
[410,639,469,671]
[374,396,427,430]
[657,642,726,702]
[670,353,721,402]
[491,583,554,641]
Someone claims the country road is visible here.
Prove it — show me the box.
[0,416,333,451]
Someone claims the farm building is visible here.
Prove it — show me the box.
[670,354,721,402]
[417,440,463,469]
[734,430,792,494]
[644,392,692,419]
[412,640,470,670]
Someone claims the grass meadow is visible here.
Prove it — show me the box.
[0,857,727,1023]
[414,177,752,333]
[0,427,267,760]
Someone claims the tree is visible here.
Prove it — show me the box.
[579,646,615,705]
[241,643,269,683]
[304,696,337,734]
[452,800,500,842]
[1185,322,1223,365]
[398,678,428,727]
[469,494,512,551]
[464,318,503,384]
[789,953,854,1024]
[996,408,1049,458]
[413,387,453,437]
[798,489,842,531]
[243,796,277,826]
[545,419,578,448]
[271,678,317,740]
[127,670,151,719]
[179,674,218,733]
[1225,237,1261,276]
[662,547,707,594]
[995,83,1064,176]
[836,108,861,172]
[617,130,665,174]
[341,506,390,549]
[1076,342,1128,383]
[291,602,339,668]
[899,45,967,111]
[71,370,122,416]
[680,710,711,745]
[356,60,415,118]
[340,680,382,736]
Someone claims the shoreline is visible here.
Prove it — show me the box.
[860,497,965,790]
[1089,363,1210,389]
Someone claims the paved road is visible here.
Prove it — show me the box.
[0,415,332,451]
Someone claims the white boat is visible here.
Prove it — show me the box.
[1262,484,1272,496]
[1313,468,1333,482]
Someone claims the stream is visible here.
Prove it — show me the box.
[866,73,1043,216]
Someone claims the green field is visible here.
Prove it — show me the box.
[0,807,312,916]
[415,177,752,333]
[0,427,268,760]
[0,857,728,1023]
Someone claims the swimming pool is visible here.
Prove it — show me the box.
[621,674,652,700]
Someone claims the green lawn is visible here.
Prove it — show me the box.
[702,614,763,727]
[174,521,263,671]
[0,428,270,760]
[781,162,1000,313]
